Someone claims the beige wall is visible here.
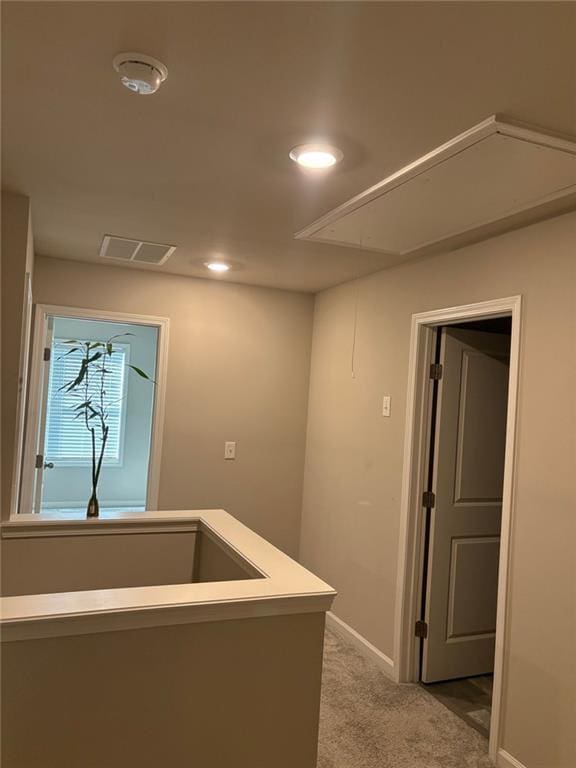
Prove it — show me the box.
[2,612,326,768]
[1,526,262,597]
[31,257,314,557]
[8,210,576,766]
[1,530,197,596]
[300,212,576,768]
[1,193,34,517]
[194,530,263,583]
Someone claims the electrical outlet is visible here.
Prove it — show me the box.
[224,441,236,460]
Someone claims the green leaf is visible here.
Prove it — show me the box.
[57,347,80,359]
[63,360,88,391]
[73,400,92,410]
[106,343,113,356]
[108,333,135,341]
[127,364,153,381]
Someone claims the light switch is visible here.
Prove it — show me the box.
[382,395,391,417]
[224,441,236,460]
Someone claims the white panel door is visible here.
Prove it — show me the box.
[31,317,54,513]
[421,327,510,683]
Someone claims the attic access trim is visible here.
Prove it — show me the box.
[99,235,176,266]
[295,115,576,256]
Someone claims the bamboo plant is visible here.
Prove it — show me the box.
[59,333,154,518]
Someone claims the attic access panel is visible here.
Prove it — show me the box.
[296,116,576,255]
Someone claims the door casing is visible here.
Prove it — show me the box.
[9,272,33,517]
[18,304,170,516]
[394,296,522,763]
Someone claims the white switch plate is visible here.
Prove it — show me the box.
[382,395,391,417]
[224,441,236,460]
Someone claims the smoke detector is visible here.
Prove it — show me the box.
[112,52,168,95]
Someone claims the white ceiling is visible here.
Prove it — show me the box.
[2,1,576,293]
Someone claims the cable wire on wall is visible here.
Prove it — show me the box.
[350,236,364,380]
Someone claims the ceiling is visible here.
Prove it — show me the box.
[2,1,576,293]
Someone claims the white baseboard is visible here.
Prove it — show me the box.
[326,611,395,680]
[497,749,528,768]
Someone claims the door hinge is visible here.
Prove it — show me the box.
[35,454,44,469]
[43,347,51,362]
[415,620,428,639]
[422,490,436,508]
[429,363,443,380]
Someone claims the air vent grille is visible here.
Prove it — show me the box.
[99,235,176,266]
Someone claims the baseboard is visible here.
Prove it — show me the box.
[497,749,528,768]
[325,611,395,680]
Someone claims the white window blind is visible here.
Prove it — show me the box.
[44,340,129,466]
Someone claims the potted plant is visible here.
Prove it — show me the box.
[59,333,154,518]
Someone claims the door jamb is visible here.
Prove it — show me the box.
[9,273,34,517]
[18,304,170,516]
[393,296,522,763]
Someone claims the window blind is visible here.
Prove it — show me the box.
[44,340,128,465]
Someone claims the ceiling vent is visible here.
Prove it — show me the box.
[99,235,176,266]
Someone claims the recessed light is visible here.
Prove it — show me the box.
[205,262,230,273]
[289,144,343,169]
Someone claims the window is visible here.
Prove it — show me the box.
[44,339,129,466]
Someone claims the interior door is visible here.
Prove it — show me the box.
[421,327,510,683]
[31,317,54,513]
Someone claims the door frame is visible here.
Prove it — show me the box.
[393,295,522,762]
[18,304,170,516]
[9,272,34,517]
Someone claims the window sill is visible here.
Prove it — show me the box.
[9,508,149,523]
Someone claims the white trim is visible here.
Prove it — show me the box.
[393,296,522,764]
[497,749,528,768]
[0,517,190,538]
[10,273,33,517]
[0,509,336,641]
[18,304,169,515]
[147,308,169,510]
[19,305,48,516]
[295,115,576,249]
[326,611,395,680]
[3,593,333,643]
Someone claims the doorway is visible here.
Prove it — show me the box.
[418,317,511,737]
[394,296,522,763]
[19,305,169,515]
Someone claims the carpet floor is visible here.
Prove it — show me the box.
[317,626,494,768]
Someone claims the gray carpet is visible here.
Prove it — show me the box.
[317,626,494,768]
